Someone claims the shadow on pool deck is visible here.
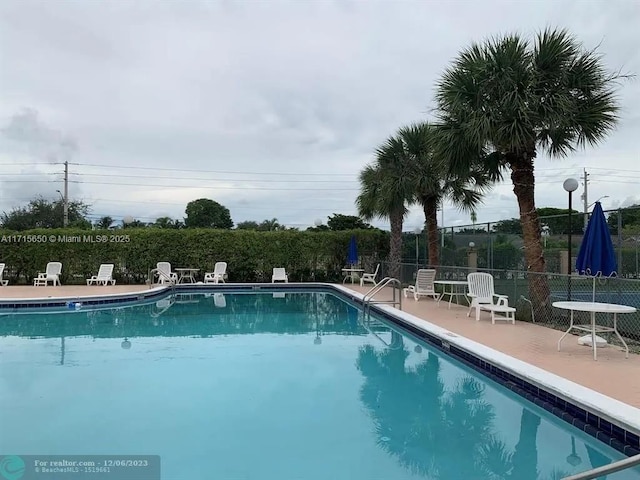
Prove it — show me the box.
[0,283,638,408]
[344,284,640,409]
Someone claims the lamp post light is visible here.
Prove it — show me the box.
[563,178,579,300]
[413,226,421,271]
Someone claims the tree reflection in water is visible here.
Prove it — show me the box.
[356,330,544,479]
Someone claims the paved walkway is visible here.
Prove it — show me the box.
[344,284,640,408]
[0,285,151,299]
[1,283,638,407]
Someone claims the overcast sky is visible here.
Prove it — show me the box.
[0,0,638,230]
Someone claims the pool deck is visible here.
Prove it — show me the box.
[1,283,638,409]
[341,284,640,409]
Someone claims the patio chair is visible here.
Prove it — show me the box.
[151,262,178,285]
[272,267,288,283]
[34,262,63,286]
[360,264,380,287]
[403,269,439,301]
[0,263,9,286]
[467,272,515,324]
[204,262,227,284]
[86,264,116,286]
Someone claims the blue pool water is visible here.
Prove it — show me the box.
[1,290,638,480]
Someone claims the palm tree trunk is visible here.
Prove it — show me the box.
[389,210,404,279]
[509,408,541,480]
[510,157,551,317]
[422,197,440,267]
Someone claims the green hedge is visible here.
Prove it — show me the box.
[0,229,389,284]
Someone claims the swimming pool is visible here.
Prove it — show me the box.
[1,290,638,479]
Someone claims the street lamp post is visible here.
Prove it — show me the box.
[413,226,421,271]
[563,178,579,300]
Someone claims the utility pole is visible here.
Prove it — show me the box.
[582,168,589,231]
[63,161,69,227]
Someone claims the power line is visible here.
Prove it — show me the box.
[69,180,356,191]
[71,162,355,177]
[70,172,357,184]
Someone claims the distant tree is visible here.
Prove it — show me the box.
[257,218,285,231]
[327,213,373,231]
[607,205,640,232]
[1,197,91,230]
[236,221,259,230]
[492,218,522,235]
[537,207,582,234]
[123,219,148,228]
[306,224,330,232]
[184,198,233,229]
[494,208,583,235]
[153,217,183,229]
[96,216,114,229]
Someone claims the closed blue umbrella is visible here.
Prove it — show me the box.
[347,235,358,266]
[575,201,617,302]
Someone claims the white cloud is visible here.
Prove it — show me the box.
[0,0,638,229]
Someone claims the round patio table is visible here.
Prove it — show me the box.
[553,301,636,360]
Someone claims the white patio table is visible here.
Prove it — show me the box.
[553,301,636,360]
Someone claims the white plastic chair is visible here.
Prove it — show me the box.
[34,262,62,286]
[360,264,380,287]
[152,262,178,285]
[204,262,227,284]
[0,263,8,286]
[87,264,116,286]
[403,269,439,301]
[467,272,513,323]
[272,268,288,283]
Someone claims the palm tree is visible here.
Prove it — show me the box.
[398,122,492,266]
[96,216,113,229]
[357,135,414,278]
[435,28,624,309]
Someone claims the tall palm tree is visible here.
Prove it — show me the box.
[357,135,414,279]
[435,28,624,309]
[398,122,493,266]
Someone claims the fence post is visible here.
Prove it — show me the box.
[618,208,623,276]
[468,244,478,271]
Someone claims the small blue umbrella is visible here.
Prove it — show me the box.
[347,235,358,266]
[575,201,617,301]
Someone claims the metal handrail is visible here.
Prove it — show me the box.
[362,277,402,314]
[562,452,640,480]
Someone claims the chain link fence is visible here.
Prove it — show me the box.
[379,261,640,351]
[403,205,640,277]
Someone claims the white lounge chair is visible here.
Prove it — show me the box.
[34,262,62,286]
[87,264,116,286]
[272,268,288,283]
[0,263,9,286]
[151,262,178,285]
[360,264,380,287]
[204,262,227,284]
[467,272,515,324]
[403,269,439,301]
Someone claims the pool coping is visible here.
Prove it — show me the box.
[2,282,639,456]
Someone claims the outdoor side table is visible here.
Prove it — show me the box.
[553,301,636,360]
[434,280,469,309]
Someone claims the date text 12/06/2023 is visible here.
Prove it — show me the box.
[0,234,131,243]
